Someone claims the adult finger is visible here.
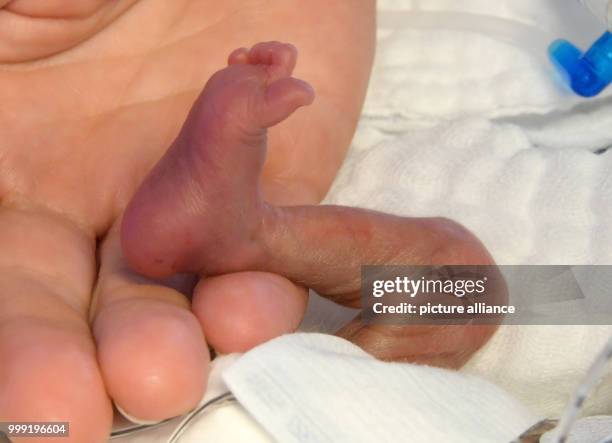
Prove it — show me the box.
[0,207,112,442]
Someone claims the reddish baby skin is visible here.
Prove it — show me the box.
[121,42,500,367]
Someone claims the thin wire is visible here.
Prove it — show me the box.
[110,417,174,439]
[513,335,612,442]
[108,392,236,440]
[377,11,552,64]
[552,335,612,443]
[167,392,236,443]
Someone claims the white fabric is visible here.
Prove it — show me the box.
[222,334,540,443]
[113,0,612,441]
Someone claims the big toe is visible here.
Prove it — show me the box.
[259,76,314,128]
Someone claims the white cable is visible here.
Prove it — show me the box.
[550,334,612,443]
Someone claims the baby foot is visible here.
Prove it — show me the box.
[122,42,501,369]
[122,41,314,277]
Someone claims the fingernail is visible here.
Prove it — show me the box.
[115,403,163,425]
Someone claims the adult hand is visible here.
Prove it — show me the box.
[0,1,375,441]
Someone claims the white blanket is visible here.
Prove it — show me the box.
[320,0,612,419]
[113,1,612,441]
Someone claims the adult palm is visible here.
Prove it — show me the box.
[0,1,375,441]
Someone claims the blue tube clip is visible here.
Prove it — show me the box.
[549,31,612,97]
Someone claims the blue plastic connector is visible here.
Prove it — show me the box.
[549,31,612,97]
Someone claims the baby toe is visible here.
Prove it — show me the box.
[227,47,249,65]
[247,41,298,82]
[258,76,315,127]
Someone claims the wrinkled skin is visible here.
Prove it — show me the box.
[0,2,497,442]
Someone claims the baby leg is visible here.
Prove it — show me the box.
[122,42,500,367]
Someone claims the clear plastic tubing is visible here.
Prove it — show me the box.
[549,0,612,97]
[377,11,551,63]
